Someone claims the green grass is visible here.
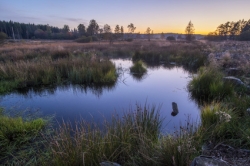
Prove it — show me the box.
[188,66,234,102]
[49,104,162,166]
[159,120,201,166]
[0,50,118,94]
[130,60,147,74]
[0,108,51,165]
[132,43,207,71]
[199,103,250,148]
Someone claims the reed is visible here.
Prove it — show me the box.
[188,66,234,102]
[130,60,147,74]
[49,104,162,166]
[0,50,117,93]
[0,108,51,165]
[199,103,250,147]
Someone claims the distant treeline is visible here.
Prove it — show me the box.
[0,20,128,41]
[0,20,177,42]
[206,19,250,41]
[0,20,78,40]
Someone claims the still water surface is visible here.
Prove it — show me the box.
[0,59,200,132]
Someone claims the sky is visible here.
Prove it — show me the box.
[1,0,250,34]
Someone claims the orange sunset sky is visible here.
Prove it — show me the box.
[1,0,250,35]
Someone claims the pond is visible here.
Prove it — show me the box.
[0,59,200,133]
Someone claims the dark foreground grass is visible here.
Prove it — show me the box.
[0,104,202,166]
[2,102,250,165]
[49,104,162,166]
[0,108,52,165]
[188,63,250,151]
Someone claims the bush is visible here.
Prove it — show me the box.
[0,32,8,44]
[125,38,133,42]
[51,50,70,60]
[239,31,250,41]
[75,36,92,43]
[91,36,98,41]
[166,36,176,41]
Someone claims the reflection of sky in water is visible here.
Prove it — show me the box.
[0,59,200,133]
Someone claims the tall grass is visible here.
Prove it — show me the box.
[0,108,51,165]
[0,50,117,93]
[49,104,162,166]
[199,103,250,148]
[188,66,234,102]
[132,43,207,71]
[159,120,201,166]
[130,60,147,74]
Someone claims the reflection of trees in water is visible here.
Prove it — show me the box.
[14,82,117,98]
[146,62,197,74]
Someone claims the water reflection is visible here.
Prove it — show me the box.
[0,58,200,132]
[13,82,117,98]
[130,73,148,82]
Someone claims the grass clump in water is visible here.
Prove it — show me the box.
[188,67,234,102]
[130,60,147,74]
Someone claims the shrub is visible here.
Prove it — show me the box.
[75,36,92,43]
[0,32,8,44]
[239,31,250,41]
[166,36,176,41]
[51,50,70,60]
[125,38,133,42]
[91,36,98,41]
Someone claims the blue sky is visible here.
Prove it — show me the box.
[1,0,250,34]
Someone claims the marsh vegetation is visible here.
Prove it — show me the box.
[1,39,250,165]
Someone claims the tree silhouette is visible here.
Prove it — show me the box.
[145,27,151,41]
[114,25,120,40]
[77,24,86,36]
[127,23,136,38]
[62,25,70,33]
[103,24,113,44]
[185,21,195,41]
[87,19,99,36]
